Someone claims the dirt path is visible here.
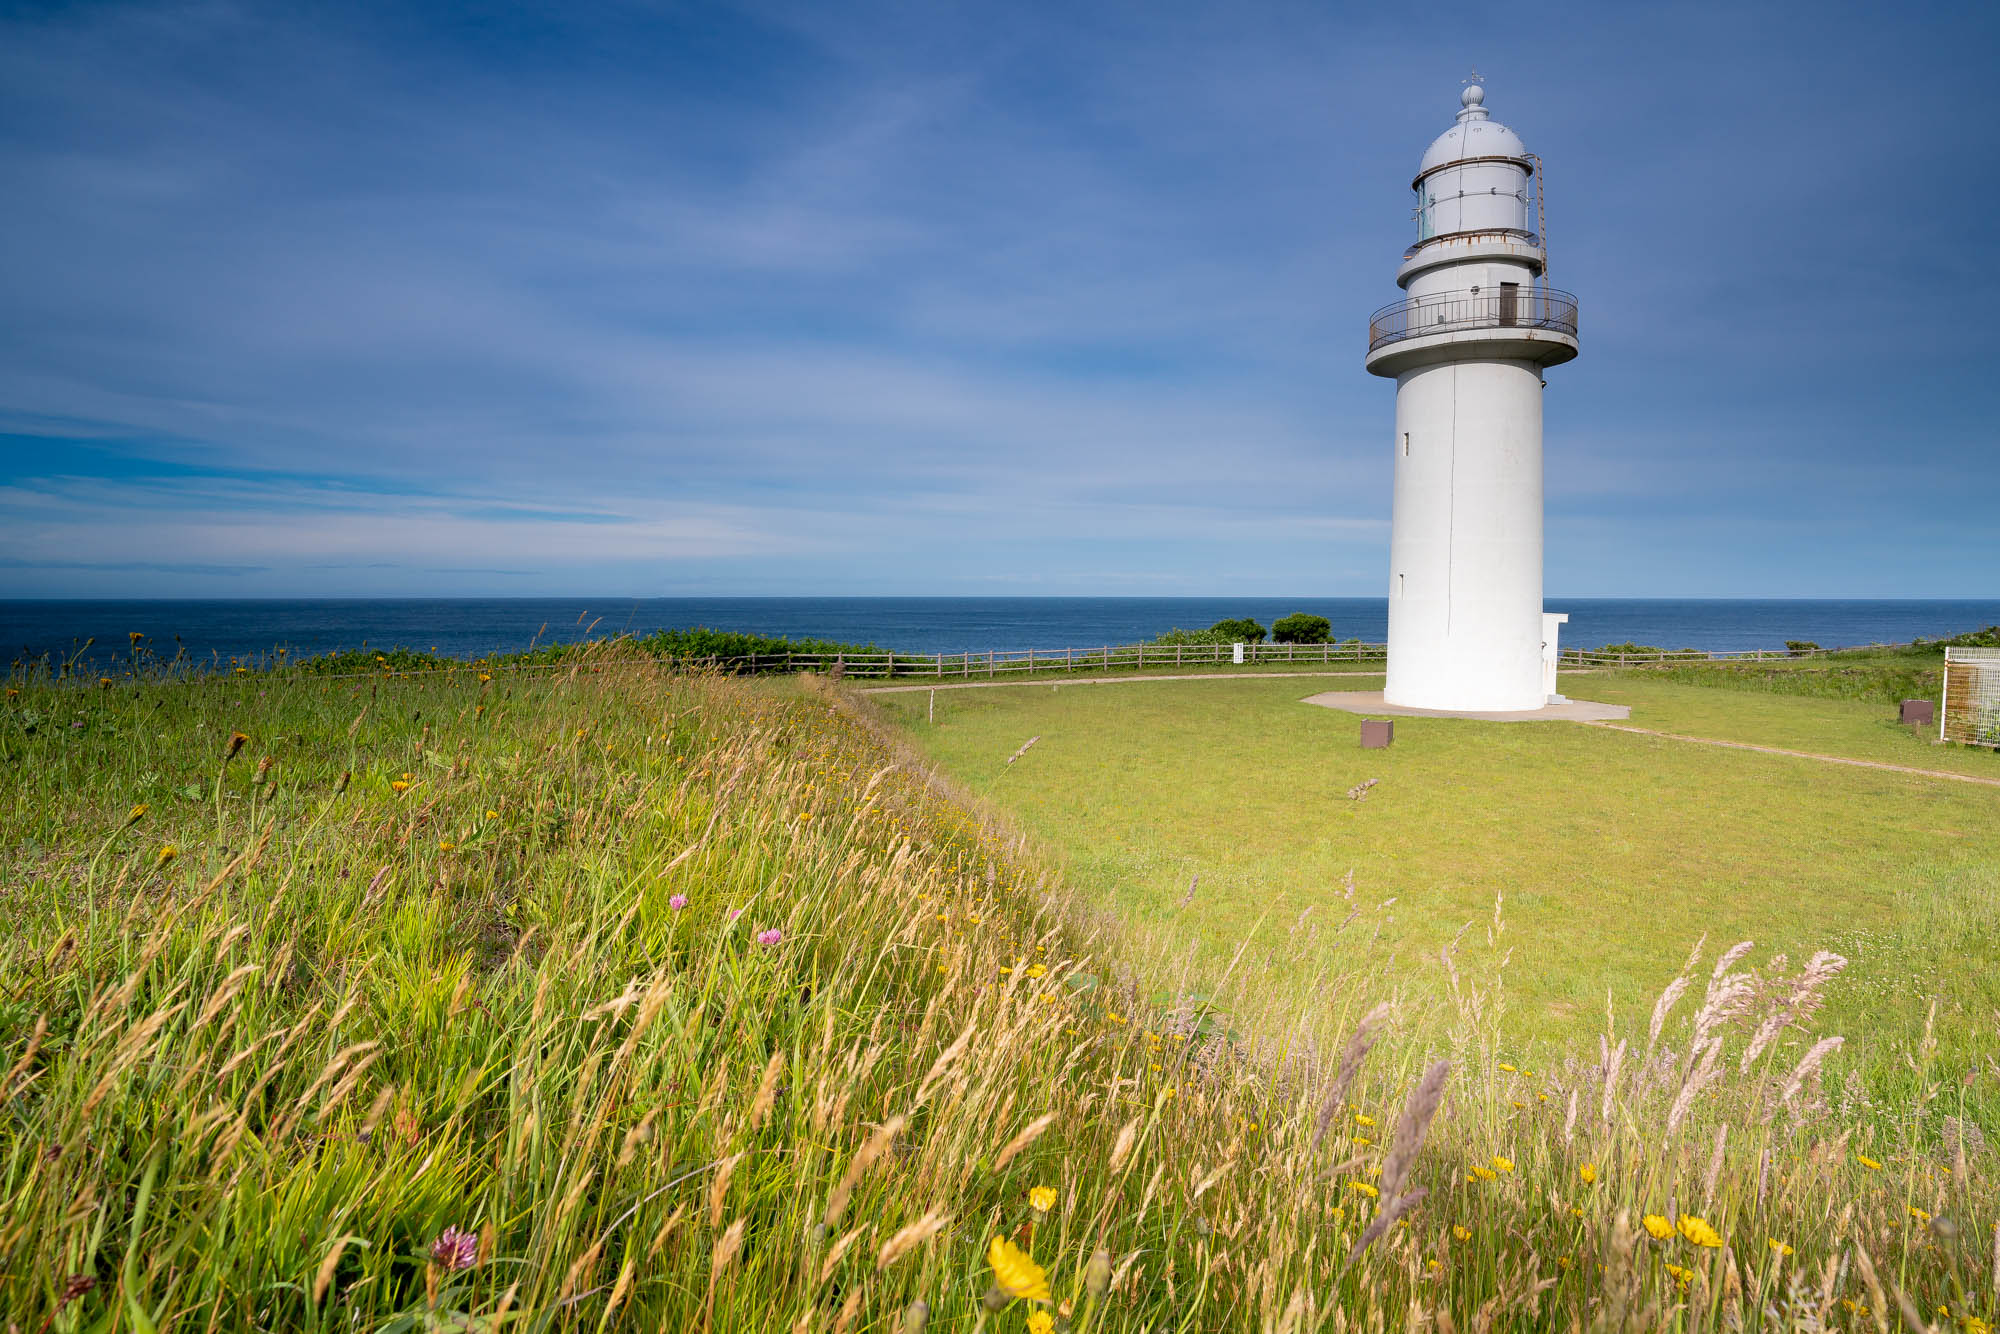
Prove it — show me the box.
[1589,723,2000,789]
[859,670,1382,695]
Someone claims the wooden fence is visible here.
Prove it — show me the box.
[714,640,1387,679]
[690,640,1878,680]
[18,638,1908,687]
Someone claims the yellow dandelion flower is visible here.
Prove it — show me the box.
[391,780,411,792]
[1452,1225,1471,1241]
[1355,1114,1377,1128]
[1908,1206,1930,1224]
[1347,1181,1379,1199]
[1498,1063,1517,1072]
[1570,1206,1584,1218]
[438,841,455,851]
[1558,1254,1572,1269]
[1963,1317,1989,1334]
[486,809,498,819]
[1580,1163,1597,1184]
[1024,964,1046,979]
[1469,1165,1497,1182]
[1162,1086,1176,1099]
[1329,1206,1344,1222]
[1856,1154,1883,1171]
[1511,1099,1526,1109]
[1150,1063,1162,1072]
[1664,1263,1694,1286]
[1642,1215,1675,1241]
[124,803,148,826]
[1491,1156,1514,1173]
[1027,1312,1054,1334]
[1352,1134,1374,1147]
[988,1235,1049,1301]
[1028,1186,1057,1213]
[1677,1216,1723,1248]
[155,844,179,866]
[1767,1238,1792,1256]
[1427,1258,1442,1272]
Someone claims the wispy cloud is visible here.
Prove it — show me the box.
[2,1,1996,596]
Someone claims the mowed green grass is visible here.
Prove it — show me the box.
[1576,670,2000,777]
[874,675,2000,1096]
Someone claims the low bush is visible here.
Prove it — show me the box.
[1151,617,1268,647]
[1271,612,1332,644]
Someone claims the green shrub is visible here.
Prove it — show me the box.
[1152,618,1267,647]
[1208,617,1266,644]
[1785,640,1821,655]
[1270,612,1332,644]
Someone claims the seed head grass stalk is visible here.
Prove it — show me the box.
[0,650,1992,1328]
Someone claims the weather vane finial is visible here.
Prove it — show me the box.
[1464,67,1483,86]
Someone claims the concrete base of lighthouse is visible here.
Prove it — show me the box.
[1383,356,1547,713]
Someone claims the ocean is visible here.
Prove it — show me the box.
[6,598,2000,671]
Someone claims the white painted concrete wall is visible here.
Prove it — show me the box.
[1384,357,1546,711]
[1541,611,1568,702]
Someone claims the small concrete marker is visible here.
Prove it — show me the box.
[1360,719,1394,749]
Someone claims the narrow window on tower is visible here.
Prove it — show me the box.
[1397,573,1406,598]
[1402,432,1410,457]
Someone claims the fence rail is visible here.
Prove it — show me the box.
[10,637,1915,687]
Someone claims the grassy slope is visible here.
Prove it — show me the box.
[876,676,2000,1100]
[3,664,1996,1329]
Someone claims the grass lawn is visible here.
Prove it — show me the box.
[874,674,2000,1105]
[1574,671,2000,778]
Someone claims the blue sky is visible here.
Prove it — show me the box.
[2,0,1996,598]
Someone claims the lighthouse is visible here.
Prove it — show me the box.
[1366,82,1578,712]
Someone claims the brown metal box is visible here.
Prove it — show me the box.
[1899,699,1935,726]
[1360,719,1394,749]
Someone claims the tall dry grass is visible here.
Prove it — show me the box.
[0,653,1992,1330]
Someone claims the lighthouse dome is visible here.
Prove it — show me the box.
[1415,85,1528,181]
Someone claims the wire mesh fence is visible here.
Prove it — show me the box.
[1941,647,2000,745]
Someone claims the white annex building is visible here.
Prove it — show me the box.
[1366,82,1579,712]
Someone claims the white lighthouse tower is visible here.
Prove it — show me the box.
[1366,82,1578,712]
